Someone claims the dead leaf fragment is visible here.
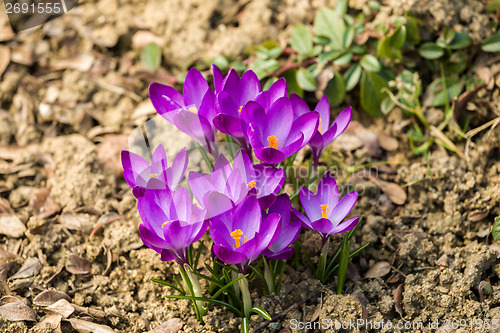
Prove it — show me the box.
[365,261,391,278]
[33,290,71,307]
[369,177,407,205]
[51,53,95,72]
[149,318,184,333]
[66,255,91,275]
[132,31,165,49]
[34,314,63,332]
[89,213,121,239]
[394,284,404,317]
[10,258,42,279]
[377,131,399,151]
[0,45,10,77]
[66,318,115,333]
[468,209,489,222]
[96,135,128,177]
[46,299,74,318]
[0,214,26,238]
[0,302,37,322]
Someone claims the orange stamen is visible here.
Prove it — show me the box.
[320,204,329,219]
[189,107,198,113]
[162,221,170,228]
[150,173,157,178]
[230,229,244,248]
[238,105,243,113]
[267,136,279,149]
[247,180,256,189]
[318,119,322,134]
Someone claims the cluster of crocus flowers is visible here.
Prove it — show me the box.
[121,65,361,332]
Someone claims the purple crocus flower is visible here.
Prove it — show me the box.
[188,150,285,216]
[292,171,359,244]
[208,195,281,274]
[290,94,352,170]
[262,194,302,260]
[137,186,207,265]
[149,68,218,154]
[245,97,319,165]
[213,70,287,154]
[121,145,188,198]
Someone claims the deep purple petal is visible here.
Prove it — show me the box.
[183,68,209,108]
[256,213,281,253]
[160,249,176,262]
[329,191,358,226]
[139,223,170,251]
[291,207,313,229]
[280,132,304,159]
[300,187,321,221]
[233,196,261,239]
[214,114,244,138]
[315,95,331,128]
[169,187,191,222]
[213,244,248,265]
[288,112,319,149]
[121,151,149,187]
[254,147,285,165]
[264,246,295,260]
[163,220,193,250]
[198,89,217,126]
[290,93,310,117]
[311,218,334,235]
[234,70,261,106]
[247,123,265,149]
[221,69,240,96]
[149,83,184,123]
[217,91,239,117]
[254,164,285,197]
[323,106,352,144]
[317,171,339,209]
[331,216,359,234]
[212,64,224,93]
[173,110,215,147]
[232,150,255,184]
[263,97,293,148]
[165,147,188,189]
[137,197,169,239]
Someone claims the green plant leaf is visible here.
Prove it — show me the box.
[344,64,362,91]
[210,55,229,70]
[141,42,162,72]
[448,32,472,49]
[324,70,346,106]
[389,25,406,49]
[360,54,381,72]
[493,216,500,241]
[314,7,345,50]
[377,26,406,61]
[360,71,389,116]
[251,306,272,320]
[405,16,420,44]
[333,51,353,65]
[486,0,500,12]
[481,32,500,52]
[430,78,462,107]
[342,27,355,49]
[291,24,313,55]
[281,68,303,97]
[335,0,348,16]
[380,96,395,115]
[296,68,317,91]
[418,42,444,59]
[337,240,350,294]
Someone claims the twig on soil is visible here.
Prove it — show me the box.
[95,79,142,102]
[249,290,322,333]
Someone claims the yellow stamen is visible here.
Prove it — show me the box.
[247,180,256,189]
[150,173,157,178]
[162,221,170,228]
[230,229,244,248]
[318,119,322,134]
[320,204,329,219]
[189,106,198,113]
[238,105,243,113]
[267,136,279,149]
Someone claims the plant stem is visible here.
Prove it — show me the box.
[180,264,204,321]
[238,275,252,319]
[262,257,275,294]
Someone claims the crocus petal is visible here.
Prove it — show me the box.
[232,150,254,183]
[166,147,188,189]
[121,151,149,187]
[220,69,240,96]
[331,216,359,234]
[311,218,334,235]
[241,102,266,129]
[198,89,217,125]
[183,68,209,108]
[254,164,285,196]
[163,220,193,249]
[247,123,265,149]
[317,171,339,209]
[300,187,322,221]
[233,196,261,239]
[213,244,248,265]
[150,145,168,175]
[217,91,239,117]
[254,147,285,165]
[323,106,352,144]
[280,132,304,159]
[149,83,184,122]
[160,249,176,262]
[234,70,261,106]
[169,188,191,222]
[291,208,313,229]
[137,197,169,238]
[263,97,293,148]
[214,114,244,138]
[256,213,281,252]
[264,246,295,260]
[290,93,310,117]
[188,171,215,208]
[212,64,224,93]
[288,112,319,149]
[174,110,215,148]
[268,219,301,253]
[315,95,330,127]
[139,223,171,251]
[329,191,358,225]
[205,191,235,219]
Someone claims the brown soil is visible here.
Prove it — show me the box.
[1,0,499,332]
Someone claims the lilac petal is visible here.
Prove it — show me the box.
[315,95,331,128]
[290,93,310,117]
[323,106,352,144]
[254,164,285,197]
[232,150,254,184]
[270,218,301,252]
[209,213,234,249]
[280,132,304,158]
[329,191,358,226]
[214,114,244,138]
[188,171,214,208]
[213,244,248,265]
[233,196,261,239]
[198,89,217,125]
[254,147,285,165]
[266,78,287,105]
[212,153,231,174]
[166,147,188,189]
[268,193,291,224]
[264,246,295,260]
[317,171,339,209]
[291,208,312,229]
[247,123,265,149]
[212,64,224,93]
[236,233,261,263]
[331,216,359,234]
[160,249,176,262]
[300,187,321,221]
[234,70,260,106]
[206,191,235,219]
[139,223,170,251]
[288,112,319,149]
[150,145,168,175]
[163,220,193,249]
[221,69,240,96]
[174,110,215,147]
[311,218,334,235]
[137,198,169,238]
[263,97,293,148]
[183,68,209,108]
[217,91,239,117]
[225,169,248,204]
[121,151,149,186]
[169,188,191,222]
[149,83,184,123]
[257,213,281,252]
